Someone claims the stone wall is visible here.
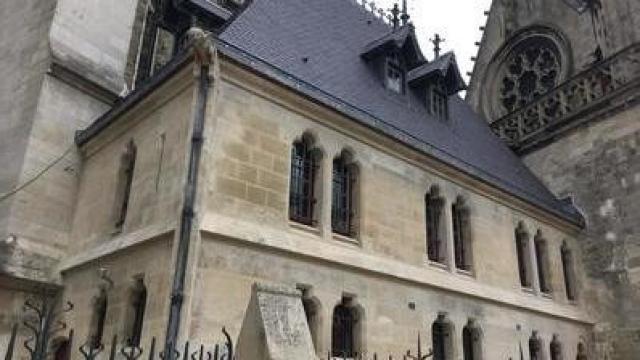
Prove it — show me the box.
[523,103,640,359]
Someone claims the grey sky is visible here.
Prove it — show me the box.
[374,0,494,80]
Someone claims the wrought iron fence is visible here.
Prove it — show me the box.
[490,42,640,151]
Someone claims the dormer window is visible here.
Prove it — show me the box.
[427,78,448,120]
[385,52,404,93]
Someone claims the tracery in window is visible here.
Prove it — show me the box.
[114,140,137,230]
[515,223,533,288]
[561,241,577,301]
[452,197,472,271]
[289,134,322,226]
[499,37,562,113]
[427,77,449,120]
[426,186,446,263]
[332,151,358,237]
[534,231,552,294]
[385,52,404,93]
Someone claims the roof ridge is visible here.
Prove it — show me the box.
[346,0,394,28]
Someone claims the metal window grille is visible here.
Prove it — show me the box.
[331,304,356,358]
[432,320,447,360]
[332,157,355,237]
[561,245,576,301]
[515,228,530,288]
[529,336,542,360]
[426,192,444,262]
[289,140,317,225]
[452,201,469,270]
[128,279,147,347]
[462,326,475,360]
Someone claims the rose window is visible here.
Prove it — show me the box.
[499,40,561,113]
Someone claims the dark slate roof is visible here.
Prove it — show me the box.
[361,24,426,65]
[218,0,584,226]
[407,52,467,94]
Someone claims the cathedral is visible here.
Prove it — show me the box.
[0,0,638,359]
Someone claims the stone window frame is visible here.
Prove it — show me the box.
[331,150,359,238]
[288,132,323,227]
[479,25,573,122]
[452,196,473,272]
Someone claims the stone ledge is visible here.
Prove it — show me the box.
[201,212,595,325]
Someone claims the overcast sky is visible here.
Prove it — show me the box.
[374,0,494,80]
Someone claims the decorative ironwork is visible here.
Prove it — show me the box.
[21,294,73,360]
[491,43,640,151]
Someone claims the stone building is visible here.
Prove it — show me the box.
[466,0,640,358]
[0,0,636,359]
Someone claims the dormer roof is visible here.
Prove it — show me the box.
[408,52,467,95]
[361,25,426,68]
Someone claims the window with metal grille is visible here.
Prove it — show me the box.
[515,223,532,288]
[462,321,482,360]
[332,153,357,237]
[115,141,137,230]
[561,242,577,301]
[427,79,449,120]
[289,135,319,226]
[332,298,358,358]
[529,332,542,360]
[452,197,471,271]
[534,231,551,294]
[385,52,404,93]
[432,314,452,360]
[127,277,147,347]
[426,187,445,263]
[550,335,563,360]
[88,288,108,349]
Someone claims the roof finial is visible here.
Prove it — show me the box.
[401,0,410,25]
[390,3,400,29]
[430,33,445,58]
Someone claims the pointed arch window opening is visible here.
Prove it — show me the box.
[550,335,563,360]
[332,153,357,237]
[462,320,482,360]
[331,297,359,358]
[529,332,543,360]
[432,314,453,360]
[534,232,551,294]
[289,135,321,226]
[127,277,148,347]
[561,242,577,301]
[515,224,532,288]
[452,197,472,271]
[426,187,446,263]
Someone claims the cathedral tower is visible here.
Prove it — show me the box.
[467,0,640,358]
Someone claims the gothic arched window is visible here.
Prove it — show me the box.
[452,197,472,271]
[561,242,577,301]
[550,334,563,360]
[499,36,562,113]
[515,223,532,288]
[332,151,358,237]
[529,332,542,360]
[332,297,360,358]
[126,277,147,347]
[432,314,454,360]
[534,231,552,294]
[88,287,108,349]
[462,320,482,360]
[115,140,137,230]
[426,186,445,263]
[289,134,322,226]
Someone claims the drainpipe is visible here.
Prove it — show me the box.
[164,28,215,358]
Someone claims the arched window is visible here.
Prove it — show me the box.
[289,134,322,226]
[332,151,358,237]
[515,223,532,288]
[115,140,137,230]
[561,242,577,301]
[426,186,446,263]
[529,331,542,360]
[300,288,322,354]
[125,277,147,347]
[576,342,588,360]
[534,231,552,294]
[452,197,472,271]
[331,297,360,358]
[432,314,454,360]
[462,320,482,360]
[550,334,563,360]
[88,287,108,349]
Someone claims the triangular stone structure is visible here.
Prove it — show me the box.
[236,283,316,360]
